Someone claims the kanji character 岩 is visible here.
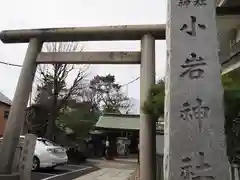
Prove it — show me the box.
[180,53,206,79]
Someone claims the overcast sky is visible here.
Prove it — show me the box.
[0,0,167,102]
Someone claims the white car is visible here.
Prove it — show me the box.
[32,137,68,171]
[0,136,68,171]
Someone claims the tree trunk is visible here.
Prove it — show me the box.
[45,111,56,140]
[45,64,59,140]
[45,92,58,140]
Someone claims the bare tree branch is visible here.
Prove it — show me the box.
[32,42,90,140]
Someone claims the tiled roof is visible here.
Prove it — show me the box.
[96,114,140,130]
[0,92,12,105]
[95,114,164,131]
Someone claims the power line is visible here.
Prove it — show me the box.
[0,60,140,87]
[0,60,22,67]
[121,76,140,87]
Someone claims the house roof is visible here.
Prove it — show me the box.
[95,113,164,131]
[0,92,12,106]
[95,114,140,130]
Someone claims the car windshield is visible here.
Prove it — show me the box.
[38,138,58,146]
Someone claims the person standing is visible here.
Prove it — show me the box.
[105,137,110,159]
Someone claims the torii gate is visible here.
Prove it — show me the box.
[0,25,164,180]
[0,2,233,180]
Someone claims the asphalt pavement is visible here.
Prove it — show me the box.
[31,164,90,180]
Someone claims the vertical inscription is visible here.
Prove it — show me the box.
[165,0,229,179]
[180,53,206,79]
[180,152,214,180]
[180,98,210,132]
[177,0,207,7]
[193,0,207,6]
[180,16,206,36]
[178,0,191,7]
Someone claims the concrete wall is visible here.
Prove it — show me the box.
[0,103,10,136]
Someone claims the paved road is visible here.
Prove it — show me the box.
[74,168,135,180]
[31,164,87,180]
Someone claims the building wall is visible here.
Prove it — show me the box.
[0,103,10,136]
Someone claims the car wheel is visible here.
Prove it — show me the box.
[32,156,40,171]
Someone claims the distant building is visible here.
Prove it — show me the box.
[94,114,164,154]
[0,92,12,136]
[92,113,164,178]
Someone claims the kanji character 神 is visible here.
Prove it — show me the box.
[180,98,210,132]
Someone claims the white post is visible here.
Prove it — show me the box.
[165,0,230,180]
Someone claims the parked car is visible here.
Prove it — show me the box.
[0,136,68,171]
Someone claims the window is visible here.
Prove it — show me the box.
[4,111,9,120]
[37,138,57,146]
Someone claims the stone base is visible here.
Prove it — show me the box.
[0,173,20,180]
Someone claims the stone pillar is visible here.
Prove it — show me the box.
[0,39,42,174]
[165,1,229,180]
[140,34,156,180]
[19,134,37,180]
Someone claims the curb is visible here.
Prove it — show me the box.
[42,166,99,180]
